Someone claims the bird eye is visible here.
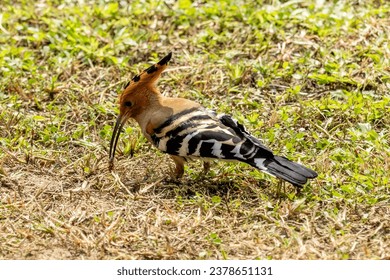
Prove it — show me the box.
[124,101,133,107]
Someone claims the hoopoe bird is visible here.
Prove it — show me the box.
[109,53,317,187]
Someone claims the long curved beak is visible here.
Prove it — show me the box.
[109,114,127,170]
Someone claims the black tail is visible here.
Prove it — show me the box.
[250,155,317,187]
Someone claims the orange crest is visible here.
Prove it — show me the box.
[125,52,172,89]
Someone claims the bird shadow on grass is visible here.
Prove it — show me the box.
[121,173,299,203]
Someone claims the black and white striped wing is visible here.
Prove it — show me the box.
[217,114,273,156]
[150,107,273,163]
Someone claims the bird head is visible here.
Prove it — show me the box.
[109,52,172,169]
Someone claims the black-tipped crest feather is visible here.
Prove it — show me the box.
[129,52,172,85]
[158,52,172,65]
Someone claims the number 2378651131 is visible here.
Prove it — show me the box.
[209,266,273,276]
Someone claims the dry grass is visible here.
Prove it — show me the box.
[1,149,389,259]
[1,0,389,260]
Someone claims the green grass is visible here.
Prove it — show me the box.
[0,0,389,259]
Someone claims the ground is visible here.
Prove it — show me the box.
[0,0,389,259]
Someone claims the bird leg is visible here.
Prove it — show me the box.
[170,155,185,178]
[202,161,211,175]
